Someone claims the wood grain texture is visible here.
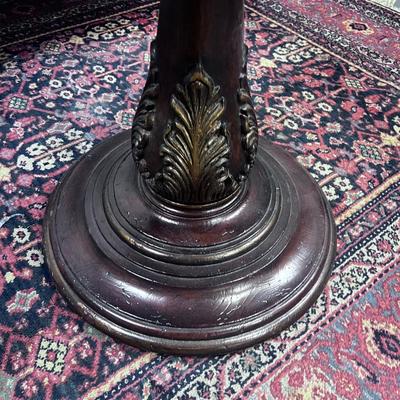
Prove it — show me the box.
[43,0,336,354]
[44,132,336,355]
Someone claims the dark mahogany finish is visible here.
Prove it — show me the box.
[44,0,336,355]
[146,0,245,176]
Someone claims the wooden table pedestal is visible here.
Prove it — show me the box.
[44,0,336,355]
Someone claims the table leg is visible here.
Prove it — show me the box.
[44,0,336,355]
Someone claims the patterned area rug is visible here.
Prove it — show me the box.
[1,1,399,399]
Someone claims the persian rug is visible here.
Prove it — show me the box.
[0,0,399,399]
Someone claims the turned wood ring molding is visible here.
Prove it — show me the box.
[43,0,336,355]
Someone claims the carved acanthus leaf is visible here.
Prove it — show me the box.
[155,65,238,204]
[131,42,159,180]
[238,46,259,182]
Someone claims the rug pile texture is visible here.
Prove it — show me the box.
[0,0,399,399]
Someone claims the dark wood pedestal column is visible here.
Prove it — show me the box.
[43,0,336,355]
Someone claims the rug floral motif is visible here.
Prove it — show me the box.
[0,1,399,399]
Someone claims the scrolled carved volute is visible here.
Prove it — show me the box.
[131,0,259,205]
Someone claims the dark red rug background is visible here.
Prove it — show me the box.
[0,1,399,399]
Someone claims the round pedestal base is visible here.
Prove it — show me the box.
[44,131,336,355]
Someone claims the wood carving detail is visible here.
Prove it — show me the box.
[238,46,259,182]
[132,44,259,202]
[155,65,238,204]
[131,42,159,180]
